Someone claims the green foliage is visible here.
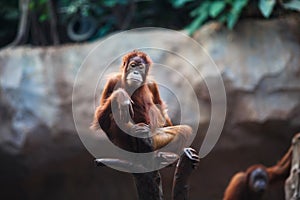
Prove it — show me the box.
[0,1,19,21]
[58,0,128,17]
[29,0,49,22]
[174,0,249,34]
[282,0,300,11]
[171,0,194,8]
[209,1,226,17]
[0,0,299,46]
[170,0,300,35]
[259,0,276,18]
[0,1,19,42]
[227,0,248,29]
[58,0,93,17]
[102,0,128,7]
[186,2,209,35]
[58,0,130,37]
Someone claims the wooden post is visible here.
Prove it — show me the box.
[285,133,300,200]
[95,151,179,200]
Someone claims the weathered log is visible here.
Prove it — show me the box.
[285,133,300,200]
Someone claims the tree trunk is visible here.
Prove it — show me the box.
[172,148,199,200]
[47,0,60,45]
[10,0,30,46]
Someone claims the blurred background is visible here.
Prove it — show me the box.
[0,0,300,199]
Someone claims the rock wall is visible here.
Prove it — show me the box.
[0,16,299,199]
[191,16,300,200]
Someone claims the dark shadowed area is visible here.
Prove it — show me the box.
[0,16,300,200]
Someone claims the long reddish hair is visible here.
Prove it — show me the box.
[121,50,152,72]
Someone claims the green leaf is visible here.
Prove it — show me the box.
[4,10,19,20]
[217,13,227,23]
[227,12,238,29]
[190,2,209,17]
[92,6,104,15]
[39,0,47,5]
[283,0,300,11]
[39,14,48,22]
[118,0,128,5]
[185,11,208,35]
[259,0,276,18]
[103,0,118,7]
[170,0,194,8]
[96,23,112,38]
[29,1,35,10]
[209,1,226,17]
[225,0,234,3]
[225,0,248,29]
[231,0,248,12]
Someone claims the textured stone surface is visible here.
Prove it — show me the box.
[0,16,299,199]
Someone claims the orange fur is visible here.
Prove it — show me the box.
[223,148,292,200]
[91,51,191,153]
